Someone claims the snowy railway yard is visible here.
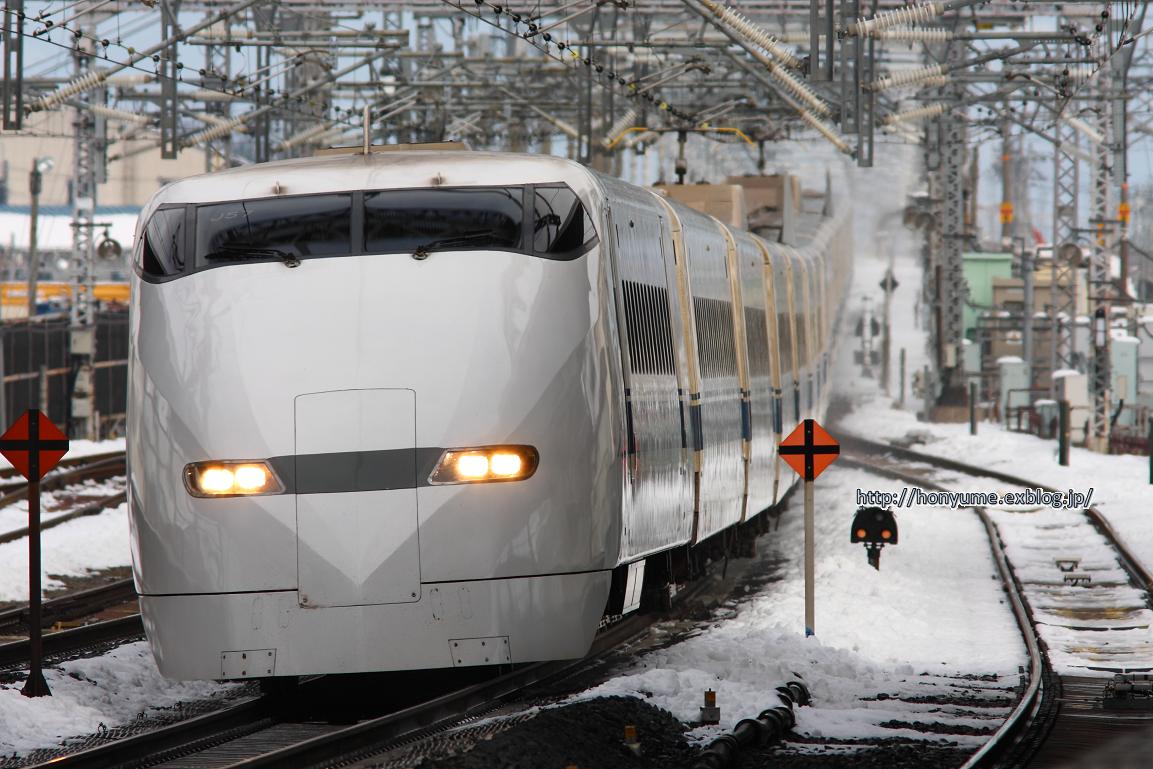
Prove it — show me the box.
[6,277,1153,769]
[5,203,1153,768]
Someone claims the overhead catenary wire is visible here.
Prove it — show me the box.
[25,0,264,113]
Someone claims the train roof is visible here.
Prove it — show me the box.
[143,150,598,211]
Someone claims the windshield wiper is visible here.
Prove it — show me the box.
[203,245,301,268]
[411,231,502,260]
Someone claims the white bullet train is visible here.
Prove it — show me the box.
[127,149,851,681]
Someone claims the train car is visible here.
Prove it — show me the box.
[126,149,851,681]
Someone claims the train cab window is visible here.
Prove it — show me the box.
[532,184,596,258]
[195,194,352,265]
[364,188,523,254]
[139,207,186,278]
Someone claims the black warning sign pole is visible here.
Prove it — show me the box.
[22,473,48,697]
[22,409,49,697]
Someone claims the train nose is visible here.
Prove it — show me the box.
[293,388,422,607]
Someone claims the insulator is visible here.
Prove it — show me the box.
[698,0,802,69]
[602,108,638,149]
[881,103,946,125]
[798,110,851,154]
[875,27,952,42]
[277,124,332,151]
[88,104,153,125]
[916,75,950,90]
[529,105,580,139]
[186,89,239,102]
[623,130,659,149]
[186,114,248,147]
[29,69,108,112]
[849,2,944,36]
[869,64,948,92]
[1062,115,1104,145]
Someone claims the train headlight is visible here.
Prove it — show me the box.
[428,445,538,485]
[184,460,284,498]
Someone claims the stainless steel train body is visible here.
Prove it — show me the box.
[127,150,851,680]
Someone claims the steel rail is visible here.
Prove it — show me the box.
[0,490,127,546]
[0,613,143,668]
[0,576,135,636]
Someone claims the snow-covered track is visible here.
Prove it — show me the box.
[838,451,1048,769]
[0,451,125,490]
[0,576,136,638]
[0,452,127,546]
[836,434,1153,593]
[20,611,655,769]
[840,432,1153,768]
[0,614,143,672]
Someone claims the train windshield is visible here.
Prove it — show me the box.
[195,194,353,264]
[364,188,523,254]
[139,184,595,281]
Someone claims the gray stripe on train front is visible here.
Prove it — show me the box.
[267,447,446,494]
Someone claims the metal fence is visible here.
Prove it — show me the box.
[0,312,128,438]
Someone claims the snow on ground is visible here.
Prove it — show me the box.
[0,475,126,542]
[571,465,1024,745]
[0,501,131,601]
[0,641,239,755]
[0,438,129,599]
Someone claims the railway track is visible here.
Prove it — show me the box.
[839,432,1153,769]
[0,451,127,545]
[0,576,137,639]
[18,593,687,769]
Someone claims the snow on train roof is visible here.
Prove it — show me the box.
[146,150,598,211]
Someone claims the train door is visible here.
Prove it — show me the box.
[294,388,421,607]
[606,201,693,560]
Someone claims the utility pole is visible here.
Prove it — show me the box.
[1051,110,1080,393]
[26,158,52,319]
[68,3,103,440]
[1088,37,1115,453]
[932,37,969,417]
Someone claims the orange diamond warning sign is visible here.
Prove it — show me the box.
[779,419,839,482]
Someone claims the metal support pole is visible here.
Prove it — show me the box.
[803,478,814,637]
[1059,400,1070,466]
[899,348,906,406]
[969,381,977,435]
[21,473,49,697]
[1,0,24,130]
[1089,68,1114,452]
[1022,248,1034,390]
[26,166,41,319]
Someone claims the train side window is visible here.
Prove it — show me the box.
[139,207,186,278]
[195,194,352,264]
[364,187,522,254]
[532,185,597,258]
